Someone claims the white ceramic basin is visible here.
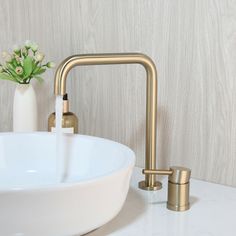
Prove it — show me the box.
[0,132,135,236]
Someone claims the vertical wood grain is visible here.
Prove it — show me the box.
[0,0,236,186]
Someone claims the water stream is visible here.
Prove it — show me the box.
[55,95,65,182]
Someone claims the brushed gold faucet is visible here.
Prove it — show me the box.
[54,53,191,211]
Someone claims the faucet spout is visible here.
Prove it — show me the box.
[54,53,161,191]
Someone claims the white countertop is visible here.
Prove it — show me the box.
[87,167,236,236]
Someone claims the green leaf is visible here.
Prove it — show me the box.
[0,73,17,82]
[32,65,40,74]
[6,66,21,78]
[7,62,16,70]
[34,76,44,83]
[32,60,37,71]
[12,59,18,67]
[23,56,33,77]
[4,65,21,80]
[34,67,46,75]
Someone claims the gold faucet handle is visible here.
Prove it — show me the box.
[168,166,191,184]
[168,166,191,212]
[143,166,191,212]
[142,166,191,183]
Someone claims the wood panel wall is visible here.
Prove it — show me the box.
[0,0,236,186]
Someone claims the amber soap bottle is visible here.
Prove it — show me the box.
[48,94,78,133]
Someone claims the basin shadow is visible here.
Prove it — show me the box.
[189,196,199,207]
[83,187,146,236]
[151,196,199,207]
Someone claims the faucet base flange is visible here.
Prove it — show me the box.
[167,203,190,212]
[138,180,162,191]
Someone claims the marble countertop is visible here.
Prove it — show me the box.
[87,167,236,236]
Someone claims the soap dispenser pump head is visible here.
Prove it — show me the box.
[63,93,68,100]
[63,93,69,113]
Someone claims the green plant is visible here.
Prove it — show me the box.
[0,40,55,84]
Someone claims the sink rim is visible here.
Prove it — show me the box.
[0,132,135,193]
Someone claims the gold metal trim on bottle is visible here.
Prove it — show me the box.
[63,100,69,113]
[54,53,161,190]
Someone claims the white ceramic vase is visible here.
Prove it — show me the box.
[13,84,38,132]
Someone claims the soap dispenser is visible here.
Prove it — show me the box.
[48,94,78,133]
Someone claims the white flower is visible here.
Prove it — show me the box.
[13,44,21,53]
[14,54,21,63]
[31,42,38,52]
[2,51,12,62]
[2,51,9,58]
[0,66,3,73]
[21,47,27,55]
[25,40,32,49]
[35,52,45,62]
[47,62,55,68]
[15,66,23,75]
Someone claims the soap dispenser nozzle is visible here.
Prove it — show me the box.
[63,93,69,113]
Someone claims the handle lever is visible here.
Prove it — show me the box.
[142,166,191,211]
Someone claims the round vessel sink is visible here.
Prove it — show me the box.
[0,132,135,236]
